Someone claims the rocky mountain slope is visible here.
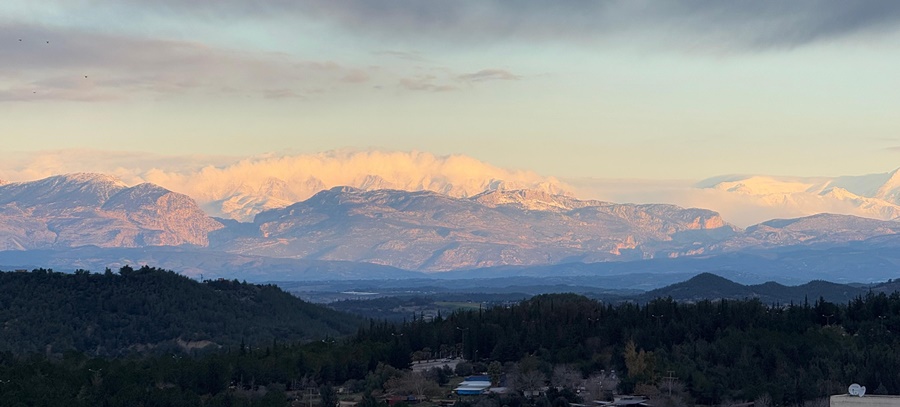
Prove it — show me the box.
[210,187,735,271]
[0,173,222,250]
[2,173,900,280]
[719,213,900,250]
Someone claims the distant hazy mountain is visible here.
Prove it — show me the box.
[2,173,900,282]
[0,173,222,250]
[637,272,866,304]
[698,168,900,221]
[436,235,900,285]
[211,186,734,271]
[0,246,425,281]
[706,213,900,253]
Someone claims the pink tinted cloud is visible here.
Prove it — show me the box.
[398,75,457,92]
[458,69,519,82]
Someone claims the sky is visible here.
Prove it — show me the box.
[3,1,900,183]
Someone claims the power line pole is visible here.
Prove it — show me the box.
[664,371,676,396]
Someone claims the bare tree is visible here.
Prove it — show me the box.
[551,365,583,390]
[754,393,773,407]
[583,371,619,401]
[634,383,660,398]
[384,371,442,399]
[656,379,688,407]
[512,369,547,397]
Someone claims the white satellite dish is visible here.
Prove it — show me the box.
[849,384,866,397]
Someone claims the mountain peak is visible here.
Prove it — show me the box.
[756,213,894,230]
[641,273,749,301]
[127,150,571,221]
[55,172,127,186]
[686,272,739,286]
[471,188,597,212]
[874,167,900,202]
[0,172,128,209]
[0,176,221,250]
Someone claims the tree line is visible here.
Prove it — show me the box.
[2,269,900,406]
[0,266,362,356]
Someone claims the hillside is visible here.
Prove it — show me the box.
[639,272,867,304]
[213,186,733,271]
[0,266,363,356]
[2,173,900,282]
[0,173,222,250]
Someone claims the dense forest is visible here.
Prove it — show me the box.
[0,267,363,355]
[1,268,899,406]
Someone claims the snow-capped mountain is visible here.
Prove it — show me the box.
[710,213,900,252]
[0,173,222,250]
[210,187,735,271]
[133,150,572,221]
[697,169,900,222]
[2,172,900,281]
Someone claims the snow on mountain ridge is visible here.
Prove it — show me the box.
[0,173,128,210]
[134,151,571,221]
[700,169,900,222]
[0,174,222,249]
[710,176,821,195]
[471,188,604,212]
[874,168,900,202]
[220,186,736,271]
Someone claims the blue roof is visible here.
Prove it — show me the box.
[457,389,484,395]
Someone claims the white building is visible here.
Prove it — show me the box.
[831,394,900,407]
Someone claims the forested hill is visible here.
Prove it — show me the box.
[0,266,363,356]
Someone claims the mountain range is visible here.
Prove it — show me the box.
[211,187,731,270]
[1,172,899,284]
[696,168,900,223]
[635,272,867,304]
[0,173,222,250]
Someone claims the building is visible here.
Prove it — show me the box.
[454,376,492,396]
[831,395,900,407]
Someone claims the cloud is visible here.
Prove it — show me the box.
[458,69,519,83]
[93,1,900,52]
[398,75,457,92]
[0,23,378,102]
[395,67,522,92]
[374,50,428,62]
[0,149,240,185]
[4,148,898,226]
[568,171,900,228]
[1,21,521,102]
[0,149,570,220]
[341,69,370,84]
